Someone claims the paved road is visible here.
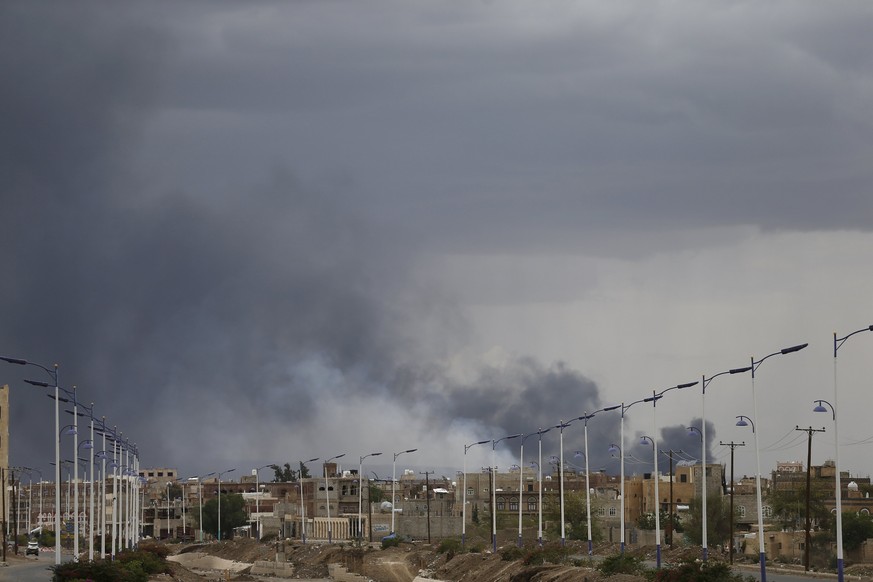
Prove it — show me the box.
[0,552,59,582]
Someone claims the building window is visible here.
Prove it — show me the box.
[609,507,617,517]
[705,467,712,477]
[762,505,772,518]
[680,474,687,483]
[467,488,474,496]
[158,471,164,477]
[510,501,518,511]
[497,501,505,511]
[527,484,534,492]
[736,506,746,518]
[528,500,537,511]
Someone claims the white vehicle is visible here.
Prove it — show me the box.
[26,540,40,556]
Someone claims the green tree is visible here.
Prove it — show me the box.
[838,511,873,550]
[270,463,297,482]
[298,461,311,479]
[545,491,602,541]
[684,494,732,546]
[767,483,832,532]
[368,484,384,504]
[201,493,248,539]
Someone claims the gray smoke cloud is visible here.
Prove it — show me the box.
[0,3,635,476]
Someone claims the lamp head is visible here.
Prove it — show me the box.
[730,366,752,374]
[677,381,699,389]
[735,417,749,427]
[813,401,828,413]
[608,444,620,457]
[781,343,808,354]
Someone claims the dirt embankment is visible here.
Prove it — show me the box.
[159,538,783,582]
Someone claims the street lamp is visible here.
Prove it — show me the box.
[828,325,872,582]
[553,418,581,547]
[166,481,173,540]
[253,465,273,540]
[392,449,417,536]
[647,381,698,568]
[298,457,318,543]
[216,468,236,541]
[358,453,382,540]
[1,356,64,565]
[194,472,215,542]
[462,440,489,547]
[687,424,712,555]
[322,454,346,543]
[516,433,541,547]
[491,434,520,552]
[579,406,620,555]
[746,342,808,582]
[614,395,655,553]
[697,366,752,561]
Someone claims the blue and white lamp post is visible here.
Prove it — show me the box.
[491,435,520,552]
[698,366,750,561]
[827,325,872,582]
[462,440,489,547]
[744,342,807,582]
[578,405,620,555]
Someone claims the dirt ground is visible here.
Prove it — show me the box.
[156,538,718,582]
[156,537,873,582]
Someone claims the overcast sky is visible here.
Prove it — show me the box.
[3,1,873,484]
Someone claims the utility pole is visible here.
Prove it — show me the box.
[720,441,745,564]
[419,471,433,544]
[796,425,825,572]
[660,450,681,546]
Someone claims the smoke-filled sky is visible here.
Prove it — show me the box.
[3,1,873,484]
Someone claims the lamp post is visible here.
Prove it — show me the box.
[298,457,318,543]
[253,465,272,540]
[527,459,544,546]
[827,325,872,582]
[392,449,417,536]
[735,414,763,571]
[746,342,808,582]
[166,481,173,540]
[59,424,77,554]
[535,428,550,546]
[647,381,698,568]
[216,468,236,541]
[614,396,653,553]
[579,405,620,555]
[553,418,580,547]
[358,453,382,540]
[322,454,346,543]
[699,366,751,562]
[462,440,489,547]
[76,435,93,557]
[517,433,539,547]
[1,357,64,565]
[195,473,214,542]
[490,435,520,552]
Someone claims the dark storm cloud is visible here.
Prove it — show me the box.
[0,1,617,474]
[3,0,871,476]
[119,0,873,259]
